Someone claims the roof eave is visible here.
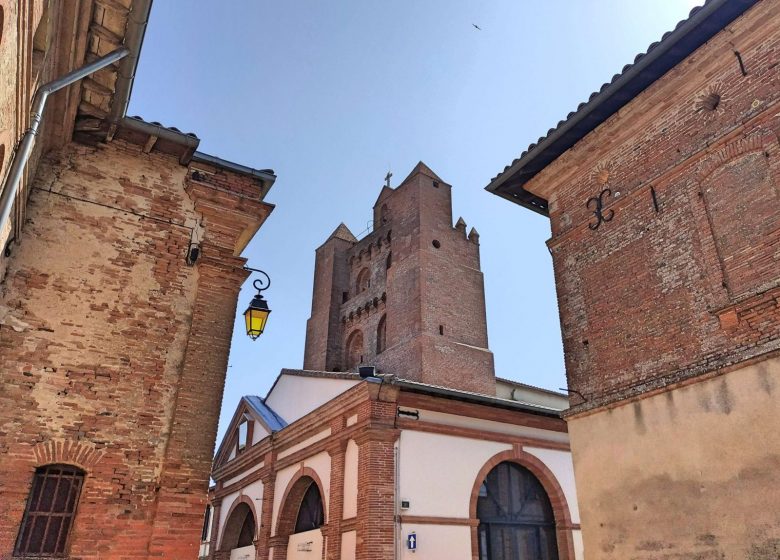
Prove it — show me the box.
[393,378,564,418]
[485,0,759,213]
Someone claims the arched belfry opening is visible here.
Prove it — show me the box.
[376,315,387,354]
[356,267,370,294]
[345,330,364,370]
[219,501,256,554]
[476,462,559,560]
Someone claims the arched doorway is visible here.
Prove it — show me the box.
[476,461,559,560]
[276,473,326,560]
[220,501,256,559]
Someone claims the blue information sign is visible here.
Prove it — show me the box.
[407,532,417,550]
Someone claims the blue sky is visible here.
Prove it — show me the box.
[129,1,699,443]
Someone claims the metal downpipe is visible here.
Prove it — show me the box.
[0,47,130,241]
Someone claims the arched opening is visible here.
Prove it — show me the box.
[345,330,364,370]
[220,501,256,554]
[380,204,389,224]
[294,481,324,534]
[476,462,558,560]
[385,251,392,270]
[356,268,370,294]
[376,315,387,354]
[276,473,326,560]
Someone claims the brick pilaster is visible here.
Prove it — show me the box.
[256,455,276,560]
[147,254,250,558]
[326,418,348,560]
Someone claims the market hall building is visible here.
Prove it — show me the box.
[205,164,583,560]
[486,0,780,558]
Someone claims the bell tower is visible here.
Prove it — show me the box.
[304,162,495,395]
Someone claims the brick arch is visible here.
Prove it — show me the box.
[31,439,104,473]
[469,447,575,560]
[219,495,258,552]
[273,467,327,558]
[695,129,777,183]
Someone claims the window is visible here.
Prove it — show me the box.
[376,315,387,354]
[15,464,85,557]
[356,268,370,294]
[477,462,558,560]
[380,204,389,224]
[237,420,248,452]
[294,482,324,534]
[386,252,392,270]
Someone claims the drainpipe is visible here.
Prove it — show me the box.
[0,47,129,241]
[110,0,153,125]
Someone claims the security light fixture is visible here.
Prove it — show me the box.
[243,268,271,340]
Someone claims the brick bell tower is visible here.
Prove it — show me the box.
[304,162,495,394]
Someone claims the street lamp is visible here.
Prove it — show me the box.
[243,269,271,340]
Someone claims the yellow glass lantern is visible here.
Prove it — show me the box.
[243,274,271,340]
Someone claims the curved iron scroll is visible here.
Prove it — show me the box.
[587,188,614,230]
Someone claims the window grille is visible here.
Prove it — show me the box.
[15,464,85,557]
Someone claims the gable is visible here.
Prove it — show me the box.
[265,373,361,424]
[213,396,287,468]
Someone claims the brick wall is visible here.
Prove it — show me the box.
[523,0,780,411]
[0,138,270,559]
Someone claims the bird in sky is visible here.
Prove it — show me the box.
[472,23,482,30]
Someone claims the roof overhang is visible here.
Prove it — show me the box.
[485,0,759,216]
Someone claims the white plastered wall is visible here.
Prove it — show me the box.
[398,430,511,518]
[342,439,358,519]
[340,530,356,560]
[253,420,269,445]
[265,375,360,424]
[398,426,580,559]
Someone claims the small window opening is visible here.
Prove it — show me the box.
[237,419,248,452]
[439,325,444,335]
[342,291,349,303]
[386,252,392,270]
[432,240,441,249]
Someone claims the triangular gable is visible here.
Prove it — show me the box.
[212,395,287,469]
[399,161,444,186]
